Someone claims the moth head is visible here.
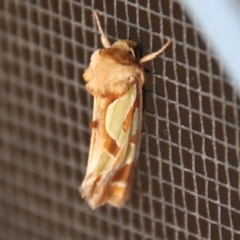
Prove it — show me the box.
[112,40,137,59]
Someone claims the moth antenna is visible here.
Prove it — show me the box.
[93,10,111,48]
[140,38,172,63]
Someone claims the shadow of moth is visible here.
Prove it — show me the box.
[80,10,171,209]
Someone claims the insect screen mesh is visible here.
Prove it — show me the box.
[0,0,239,240]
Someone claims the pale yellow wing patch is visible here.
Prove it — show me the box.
[106,84,137,146]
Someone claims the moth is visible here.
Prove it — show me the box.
[80,10,171,209]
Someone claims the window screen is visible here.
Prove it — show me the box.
[0,0,239,240]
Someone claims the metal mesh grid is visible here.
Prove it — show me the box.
[0,0,239,240]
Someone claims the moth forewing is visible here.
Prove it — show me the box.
[80,83,142,209]
[80,10,171,209]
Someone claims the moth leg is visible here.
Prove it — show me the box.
[140,38,171,63]
[93,10,111,48]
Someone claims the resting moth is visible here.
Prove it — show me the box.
[80,10,171,209]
